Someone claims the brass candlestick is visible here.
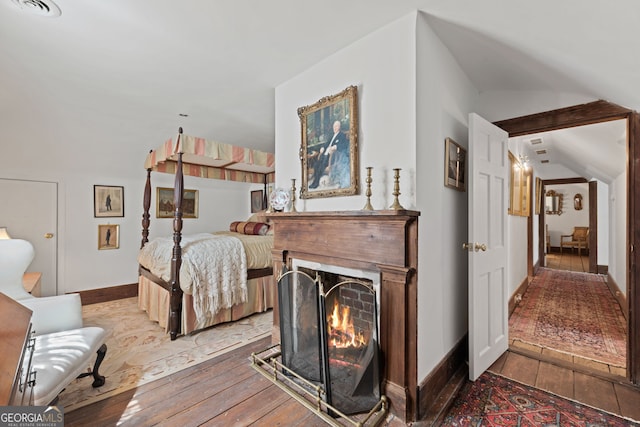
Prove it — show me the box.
[362,166,374,210]
[389,168,405,210]
[290,178,298,212]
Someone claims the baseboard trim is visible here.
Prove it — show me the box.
[598,264,609,275]
[70,283,138,305]
[606,273,628,320]
[416,334,467,422]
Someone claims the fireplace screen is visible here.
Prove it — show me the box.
[278,268,381,415]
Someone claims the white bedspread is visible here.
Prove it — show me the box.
[137,233,247,322]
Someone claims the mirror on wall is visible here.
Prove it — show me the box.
[545,190,563,215]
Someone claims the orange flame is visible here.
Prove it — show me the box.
[327,301,366,348]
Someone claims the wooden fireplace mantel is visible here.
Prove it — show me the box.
[266,209,419,422]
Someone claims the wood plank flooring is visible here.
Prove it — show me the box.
[64,336,389,427]
[64,332,640,426]
[491,346,640,423]
[545,252,589,272]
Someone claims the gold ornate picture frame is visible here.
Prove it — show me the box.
[156,187,199,218]
[98,224,119,250]
[299,85,358,199]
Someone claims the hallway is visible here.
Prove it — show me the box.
[501,262,637,422]
[509,267,627,373]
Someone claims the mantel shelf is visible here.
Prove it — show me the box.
[266,209,420,219]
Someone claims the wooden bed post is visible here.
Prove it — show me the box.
[141,162,152,249]
[169,131,185,340]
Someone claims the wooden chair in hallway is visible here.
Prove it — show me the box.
[560,226,589,256]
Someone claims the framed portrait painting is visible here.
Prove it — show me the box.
[299,85,359,199]
[94,185,124,217]
[98,224,119,250]
[444,138,466,192]
[156,187,199,218]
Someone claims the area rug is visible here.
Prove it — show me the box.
[509,268,627,367]
[56,297,272,412]
[443,371,639,426]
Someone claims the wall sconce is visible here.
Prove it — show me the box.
[0,227,12,239]
[574,193,583,210]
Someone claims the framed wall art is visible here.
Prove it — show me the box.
[508,152,531,217]
[156,187,199,218]
[299,85,359,199]
[94,185,124,217]
[98,224,119,250]
[250,189,265,213]
[444,138,466,191]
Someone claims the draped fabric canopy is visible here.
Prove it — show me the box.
[144,132,275,184]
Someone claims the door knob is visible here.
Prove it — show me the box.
[463,242,487,252]
[475,243,487,252]
[44,233,54,239]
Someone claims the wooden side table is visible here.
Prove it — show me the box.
[22,272,42,297]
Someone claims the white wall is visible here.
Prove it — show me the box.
[275,16,416,212]
[415,12,478,380]
[597,180,610,266]
[610,171,627,295]
[545,183,589,247]
[276,12,480,383]
[0,123,262,293]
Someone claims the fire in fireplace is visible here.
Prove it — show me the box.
[278,266,381,416]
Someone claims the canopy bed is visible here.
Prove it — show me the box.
[138,128,276,340]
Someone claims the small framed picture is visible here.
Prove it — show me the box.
[250,190,265,213]
[98,224,119,250]
[444,138,466,192]
[156,187,199,218]
[94,185,124,217]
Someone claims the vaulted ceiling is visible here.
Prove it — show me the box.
[0,0,635,179]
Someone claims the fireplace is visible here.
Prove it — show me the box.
[278,263,382,415]
[266,210,419,423]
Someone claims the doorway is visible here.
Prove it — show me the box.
[494,100,639,385]
[0,178,58,296]
[542,180,593,274]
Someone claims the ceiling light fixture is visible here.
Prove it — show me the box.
[11,0,61,17]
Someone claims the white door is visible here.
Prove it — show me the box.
[468,113,509,380]
[0,178,57,296]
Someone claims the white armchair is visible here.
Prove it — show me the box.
[0,239,107,406]
[0,238,35,301]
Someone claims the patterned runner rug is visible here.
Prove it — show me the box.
[57,297,272,412]
[509,268,627,367]
[443,371,639,426]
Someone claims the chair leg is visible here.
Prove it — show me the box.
[77,343,107,387]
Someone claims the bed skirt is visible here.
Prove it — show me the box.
[137,273,275,335]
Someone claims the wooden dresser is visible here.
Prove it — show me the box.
[0,293,35,405]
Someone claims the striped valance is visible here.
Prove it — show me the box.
[144,133,275,184]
